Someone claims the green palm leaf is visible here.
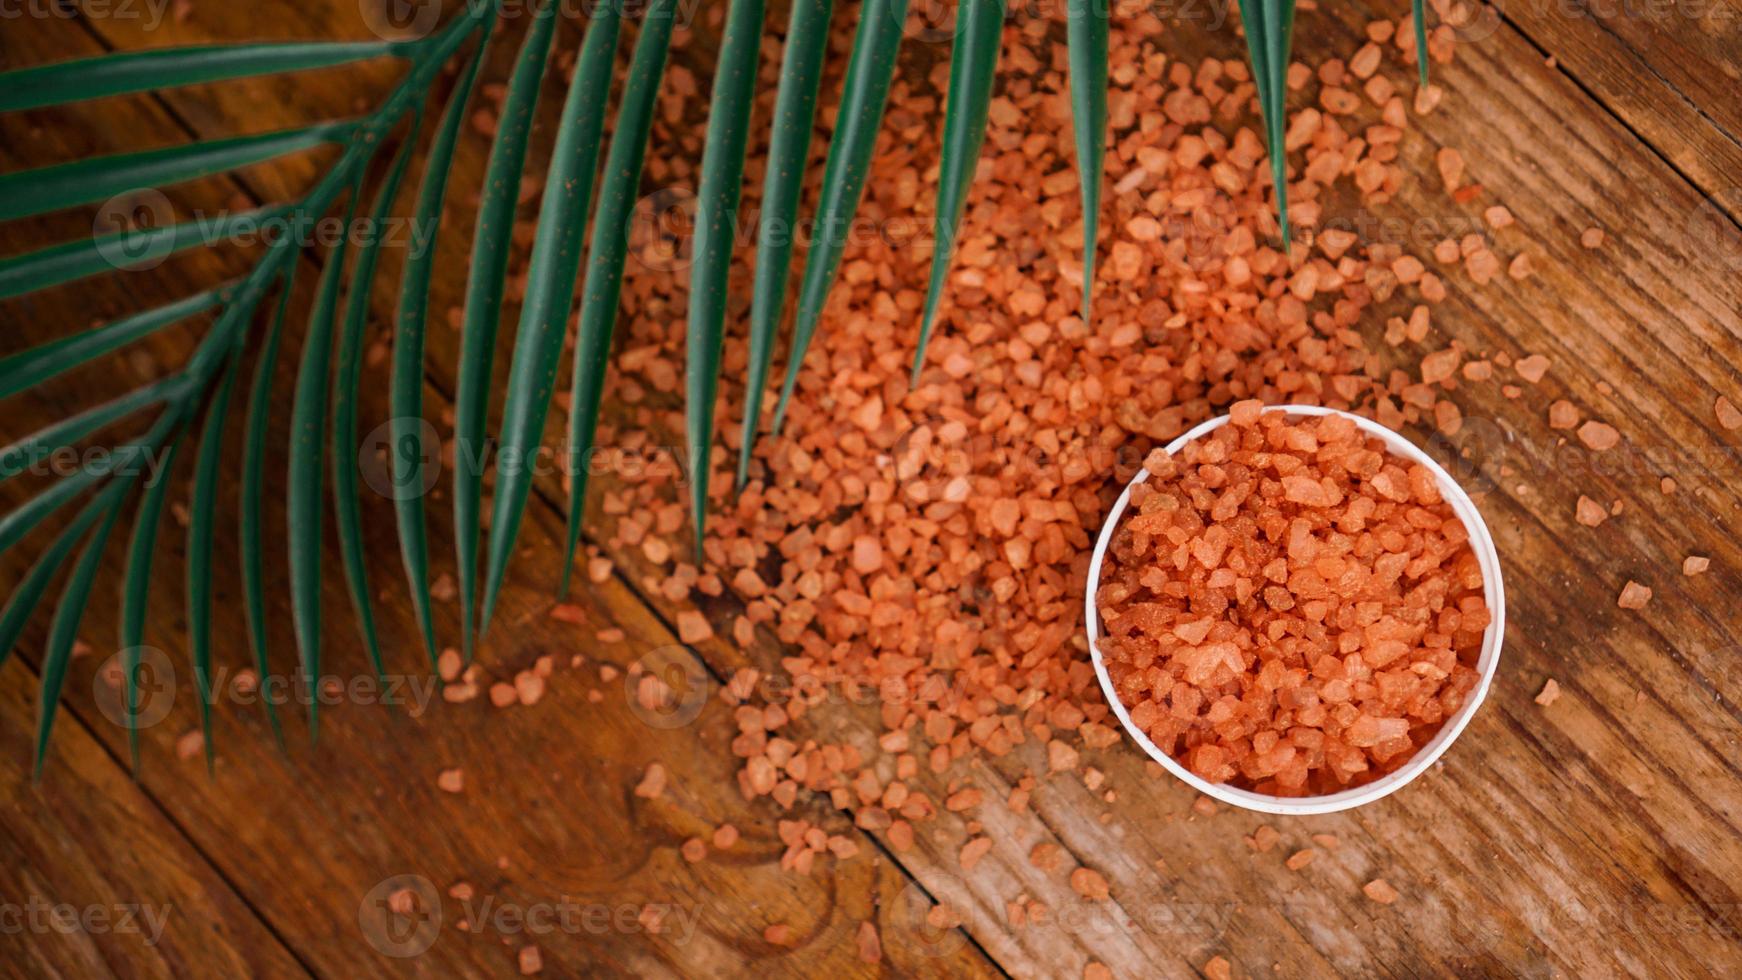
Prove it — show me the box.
[35,479,129,778]
[770,0,911,433]
[239,268,297,746]
[454,0,560,659]
[120,425,192,771]
[188,353,244,774]
[392,19,494,668]
[331,112,425,682]
[1065,0,1107,324]
[0,205,291,301]
[0,486,126,669]
[912,0,1004,381]
[1,377,178,484]
[0,287,227,398]
[0,41,411,112]
[482,5,623,632]
[287,187,364,741]
[561,0,678,594]
[1413,0,1430,87]
[0,123,357,222]
[737,0,833,489]
[686,0,765,552]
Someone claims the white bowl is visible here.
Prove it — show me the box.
[1084,405,1506,815]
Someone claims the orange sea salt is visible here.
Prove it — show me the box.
[1095,407,1487,796]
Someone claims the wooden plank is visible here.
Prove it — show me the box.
[0,19,1000,980]
[10,0,1742,976]
[1495,0,1742,220]
[0,665,308,979]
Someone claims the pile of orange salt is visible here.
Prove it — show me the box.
[1093,403,1488,795]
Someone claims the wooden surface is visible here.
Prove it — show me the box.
[4,0,1742,977]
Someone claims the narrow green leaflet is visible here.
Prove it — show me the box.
[562,0,678,594]
[455,0,559,658]
[393,19,494,668]
[331,111,425,682]
[912,0,1004,381]
[686,0,766,552]
[188,353,243,773]
[0,123,357,222]
[0,41,407,113]
[1263,0,1296,242]
[0,287,226,399]
[240,267,297,746]
[1,377,178,484]
[120,425,191,772]
[287,189,363,741]
[770,0,911,433]
[1413,0,1429,87]
[0,428,168,557]
[36,480,129,778]
[1065,0,1108,324]
[482,6,622,632]
[737,0,834,489]
[0,205,292,301]
[0,486,123,669]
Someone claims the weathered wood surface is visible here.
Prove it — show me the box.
[4,0,1742,977]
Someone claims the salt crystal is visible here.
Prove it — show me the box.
[1617,581,1652,610]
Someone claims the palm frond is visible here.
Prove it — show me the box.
[332,111,427,684]
[737,0,833,489]
[913,0,1004,380]
[1066,0,1108,322]
[1413,0,1430,87]
[562,0,679,594]
[769,0,911,434]
[0,41,412,112]
[685,0,766,553]
[392,18,495,669]
[0,3,484,767]
[239,268,297,747]
[0,123,357,223]
[483,5,623,633]
[122,426,192,771]
[287,186,364,743]
[454,0,561,661]
[188,350,244,774]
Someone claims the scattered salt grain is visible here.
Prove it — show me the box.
[1716,396,1742,430]
[1617,581,1653,610]
[1577,421,1621,451]
[1070,867,1111,901]
[633,762,667,799]
[1363,879,1400,904]
[1683,556,1710,576]
[1514,354,1550,384]
[1534,679,1560,706]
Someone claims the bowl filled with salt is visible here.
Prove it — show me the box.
[1085,403,1505,815]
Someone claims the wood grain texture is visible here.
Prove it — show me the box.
[4,0,1742,976]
